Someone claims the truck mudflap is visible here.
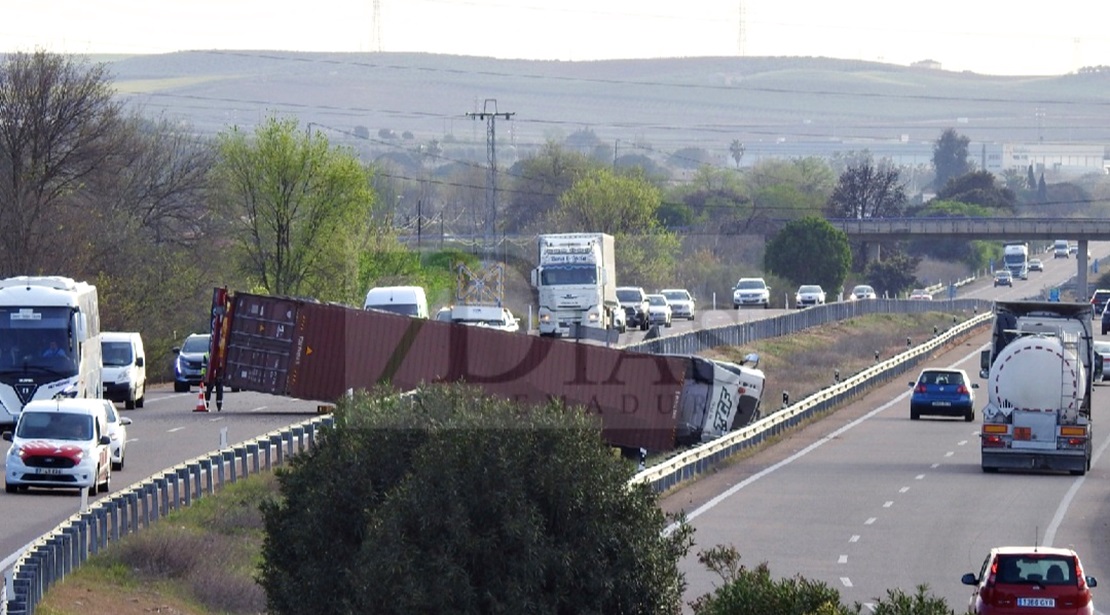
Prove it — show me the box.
[981,449,1090,475]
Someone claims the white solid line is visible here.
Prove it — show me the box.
[1044,424,1110,547]
[250,406,268,412]
[666,345,986,532]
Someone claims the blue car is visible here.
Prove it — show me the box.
[909,368,978,421]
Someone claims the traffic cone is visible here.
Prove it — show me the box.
[193,390,208,412]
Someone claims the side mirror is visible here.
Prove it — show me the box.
[2,431,12,442]
[99,435,111,446]
[172,347,181,354]
[1088,577,1098,588]
[971,383,980,389]
[135,357,145,368]
[961,573,978,586]
[120,417,133,426]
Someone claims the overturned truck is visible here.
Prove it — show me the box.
[205,288,763,452]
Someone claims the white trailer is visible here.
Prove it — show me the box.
[531,233,620,338]
[0,276,102,428]
[977,301,1095,475]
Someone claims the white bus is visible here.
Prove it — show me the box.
[0,276,102,428]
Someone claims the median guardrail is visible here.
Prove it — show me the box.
[630,310,994,493]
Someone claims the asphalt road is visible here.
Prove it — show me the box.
[662,251,1110,613]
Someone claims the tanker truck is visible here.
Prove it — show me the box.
[977,301,1098,475]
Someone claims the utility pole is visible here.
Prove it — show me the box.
[466,99,514,257]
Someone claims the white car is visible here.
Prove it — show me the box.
[4,398,113,495]
[659,288,695,320]
[733,278,770,309]
[439,305,521,333]
[850,284,877,300]
[104,402,132,471]
[794,284,826,308]
[645,293,673,327]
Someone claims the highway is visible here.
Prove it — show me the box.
[1,248,1104,611]
[663,253,1110,612]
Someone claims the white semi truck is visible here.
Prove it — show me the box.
[1002,242,1029,280]
[532,233,621,338]
[977,301,1096,475]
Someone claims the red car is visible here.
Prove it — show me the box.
[962,546,1098,614]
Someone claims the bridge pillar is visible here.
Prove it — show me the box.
[1077,239,1089,301]
[866,242,881,263]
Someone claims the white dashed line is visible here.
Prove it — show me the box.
[167,427,185,433]
[849,535,860,543]
[899,486,910,493]
[914,474,925,480]
[864,517,877,525]
[944,451,955,457]
[883,501,893,508]
[840,577,853,587]
[957,440,968,446]
[838,555,848,564]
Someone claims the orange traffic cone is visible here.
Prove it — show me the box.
[193,390,208,412]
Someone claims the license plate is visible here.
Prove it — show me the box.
[39,468,63,475]
[932,401,951,406]
[1014,426,1032,440]
[1017,597,1055,607]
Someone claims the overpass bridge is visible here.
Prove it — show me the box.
[827,217,1109,299]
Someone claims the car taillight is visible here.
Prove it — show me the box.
[957,385,969,395]
[915,384,927,393]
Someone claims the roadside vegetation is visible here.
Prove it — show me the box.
[37,312,973,615]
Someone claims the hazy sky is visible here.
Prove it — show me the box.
[5,0,1109,76]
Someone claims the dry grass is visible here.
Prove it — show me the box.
[36,474,278,615]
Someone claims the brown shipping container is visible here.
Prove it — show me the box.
[221,292,688,451]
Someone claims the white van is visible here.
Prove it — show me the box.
[101,332,146,409]
[364,286,429,319]
[4,398,113,495]
[1053,239,1070,259]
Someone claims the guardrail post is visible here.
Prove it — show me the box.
[225,450,237,483]
[106,500,119,543]
[125,492,139,537]
[237,446,248,479]
[274,434,285,466]
[203,456,216,495]
[214,453,225,489]
[247,442,259,475]
[261,437,274,470]
[153,478,167,523]
[168,472,180,512]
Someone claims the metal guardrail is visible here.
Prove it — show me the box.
[630,311,994,492]
[2,415,335,615]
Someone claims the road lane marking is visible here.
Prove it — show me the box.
[667,345,986,531]
[838,555,848,564]
[915,474,924,480]
[864,517,876,525]
[1044,425,1110,547]
[899,486,909,493]
[250,406,268,412]
[849,535,860,543]
[883,501,893,508]
[840,577,853,587]
[957,440,968,446]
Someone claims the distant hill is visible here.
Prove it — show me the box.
[103,51,1110,163]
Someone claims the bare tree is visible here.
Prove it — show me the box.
[0,51,124,275]
[825,160,906,219]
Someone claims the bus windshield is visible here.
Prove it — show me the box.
[0,307,76,376]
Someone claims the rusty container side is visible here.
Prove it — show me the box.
[225,292,688,451]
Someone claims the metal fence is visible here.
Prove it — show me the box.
[2,415,335,615]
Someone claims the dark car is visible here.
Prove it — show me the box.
[993,270,1013,287]
[908,368,977,421]
[961,546,1097,615]
[1090,289,1110,318]
[172,333,210,393]
[1103,304,1110,336]
[1095,340,1110,380]
[616,286,650,331]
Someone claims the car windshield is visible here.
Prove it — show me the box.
[181,335,209,353]
[799,286,821,293]
[616,289,642,302]
[996,555,1076,585]
[919,371,963,385]
[1094,341,1110,354]
[648,296,666,306]
[662,291,689,301]
[854,286,873,294]
[736,280,765,290]
[16,411,93,441]
[368,303,421,316]
[101,341,133,366]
